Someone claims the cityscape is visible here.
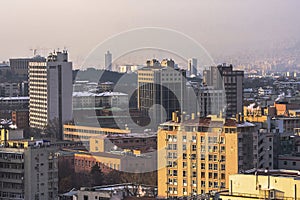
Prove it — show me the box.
[1,0,300,200]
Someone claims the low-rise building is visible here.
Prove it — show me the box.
[63,124,131,143]
[72,91,128,109]
[89,132,157,154]
[74,183,156,200]
[218,169,300,200]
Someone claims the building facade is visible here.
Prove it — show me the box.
[29,51,72,139]
[0,140,58,200]
[63,124,131,143]
[187,58,197,77]
[157,115,256,198]
[9,56,46,76]
[203,64,244,117]
[218,170,300,200]
[137,59,186,127]
[0,83,19,97]
[105,51,112,71]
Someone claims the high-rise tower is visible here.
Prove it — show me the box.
[188,58,197,76]
[203,64,244,117]
[29,50,73,139]
[105,51,112,71]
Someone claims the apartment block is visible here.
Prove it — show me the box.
[0,140,58,200]
[29,51,72,139]
[138,59,186,127]
[203,64,244,117]
[157,115,256,198]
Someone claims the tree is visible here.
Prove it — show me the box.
[90,164,104,186]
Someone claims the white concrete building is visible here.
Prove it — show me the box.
[29,51,72,139]
[73,91,128,108]
[187,58,197,76]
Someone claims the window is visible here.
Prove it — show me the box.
[173,170,177,176]
[201,136,205,143]
[192,145,197,151]
[214,182,218,188]
[183,144,186,151]
[221,155,225,161]
[201,154,205,160]
[192,171,197,177]
[293,162,296,166]
[221,173,225,179]
[201,181,205,187]
[221,164,225,170]
[191,154,196,160]
[192,135,196,142]
[221,146,225,152]
[214,173,218,179]
[201,163,205,169]
[214,164,218,170]
[214,155,218,161]
[173,144,177,150]
[201,145,205,152]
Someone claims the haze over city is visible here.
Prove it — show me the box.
[1,0,300,67]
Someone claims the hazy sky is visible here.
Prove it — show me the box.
[1,0,300,67]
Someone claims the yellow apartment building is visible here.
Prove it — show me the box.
[157,115,257,198]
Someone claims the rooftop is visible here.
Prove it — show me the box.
[0,96,29,101]
[73,91,127,97]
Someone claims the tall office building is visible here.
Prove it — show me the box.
[137,59,186,127]
[157,115,257,198]
[188,58,197,77]
[203,64,244,117]
[0,140,58,200]
[105,51,112,71]
[9,56,46,77]
[29,51,72,139]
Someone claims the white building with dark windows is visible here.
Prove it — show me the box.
[29,51,72,139]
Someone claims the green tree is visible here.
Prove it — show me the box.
[90,164,104,186]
